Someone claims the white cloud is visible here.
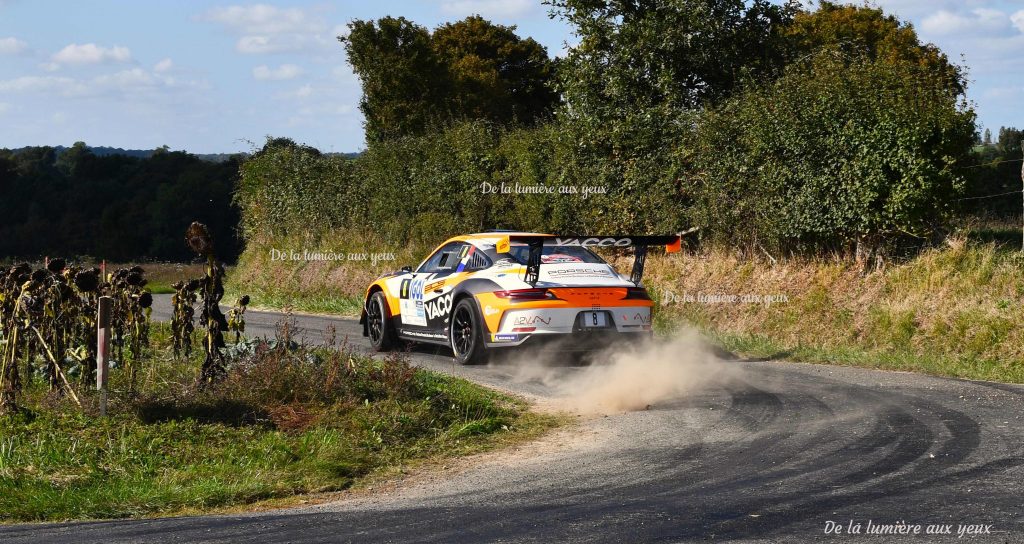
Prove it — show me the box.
[0,36,27,55]
[0,75,78,93]
[253,63,303,80]
[199,4,322,34]
[52,43,131,64]
[199,4,346,55]
[236,34,332,54]
[921,8,1014,36]
[280,83,314,99]
[440,0,536,20]
[1012,10,1024,33]
[154,58,174,72]
[0,68,206,98]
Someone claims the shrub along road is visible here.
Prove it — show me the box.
[3,295,1023,542]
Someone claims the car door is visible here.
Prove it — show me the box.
[397,242,463,336]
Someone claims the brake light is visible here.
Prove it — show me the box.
[624,287,651,300]
[494,288,555,301]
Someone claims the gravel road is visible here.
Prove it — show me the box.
[2,295,1022,543]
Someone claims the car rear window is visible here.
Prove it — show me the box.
[506,245,607,265]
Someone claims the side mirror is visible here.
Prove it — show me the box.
[401,265,413,273]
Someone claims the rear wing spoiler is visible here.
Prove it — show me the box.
[494,235,682,286]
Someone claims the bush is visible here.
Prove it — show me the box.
[687,51,977,255]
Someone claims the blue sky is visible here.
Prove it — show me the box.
[1,0,1023,153]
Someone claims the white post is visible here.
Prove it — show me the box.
[97,296,112,417]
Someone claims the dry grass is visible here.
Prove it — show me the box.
[231,230,434,315]
[643,237,1024,383]
[232,228,1024,383]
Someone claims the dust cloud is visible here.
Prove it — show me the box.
[498,329,740,415]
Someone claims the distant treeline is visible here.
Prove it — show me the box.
[0,143,243,262]
[5,145,363,164]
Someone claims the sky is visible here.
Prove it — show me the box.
[0,0,1023,153]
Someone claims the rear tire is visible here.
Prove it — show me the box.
[367,291,395,351]
[450,298,488,365]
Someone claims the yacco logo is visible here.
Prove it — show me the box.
[554,237,632,248]
[513,315,552,326]
[425,294,453,320]
[484,305,499,316]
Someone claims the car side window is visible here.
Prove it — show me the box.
[418,242,462,273]
[464,247,491,271]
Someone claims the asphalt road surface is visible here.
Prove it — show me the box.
[2,295,1023,543]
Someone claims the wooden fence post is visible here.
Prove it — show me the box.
[97,296,112,417]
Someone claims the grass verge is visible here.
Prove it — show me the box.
[0,323,558,522]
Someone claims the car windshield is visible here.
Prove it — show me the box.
[505,244,607,265]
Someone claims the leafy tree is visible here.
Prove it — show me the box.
[996,126,1023,157]
[549,0,798,121]
[964,127,1024,218]
[785,1,965,96]
[340,17,450,142]
[544,0,796,233]
[688,52,976,257]
[341,16,557,142]
[433,15,557,126]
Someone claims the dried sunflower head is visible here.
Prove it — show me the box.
[137,292,153,309]
[239,295,250,306]
[47,258,66,274]
[185,278,201,292]
[58,283,74,299]
[186,222,214,256]
[172,280,184,290]
[74,269,100,292]
[126,272,144,287]
[31,269,48,282]
[129,265,144,275]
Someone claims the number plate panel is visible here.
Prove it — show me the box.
[577,310,611,329]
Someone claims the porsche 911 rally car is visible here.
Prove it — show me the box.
[359,232,681,364]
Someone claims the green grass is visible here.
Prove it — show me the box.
[0,324,558,522]
[224,284,363,316]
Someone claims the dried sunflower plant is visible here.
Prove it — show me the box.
[0,260,153,413]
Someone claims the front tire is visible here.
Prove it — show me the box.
[450,298,488,365]
[367,291,395,351]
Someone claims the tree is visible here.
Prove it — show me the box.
[433,16,557,126]
[984,128,993,146]
[544,0,797,233]
[340,17,450,142]
[996,126,1023,156]
[688,52,976,257]
[342,16,556,142]
[550,0,798,122]
[785,1,964,96]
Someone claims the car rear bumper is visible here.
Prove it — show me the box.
[485,329,652,351]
